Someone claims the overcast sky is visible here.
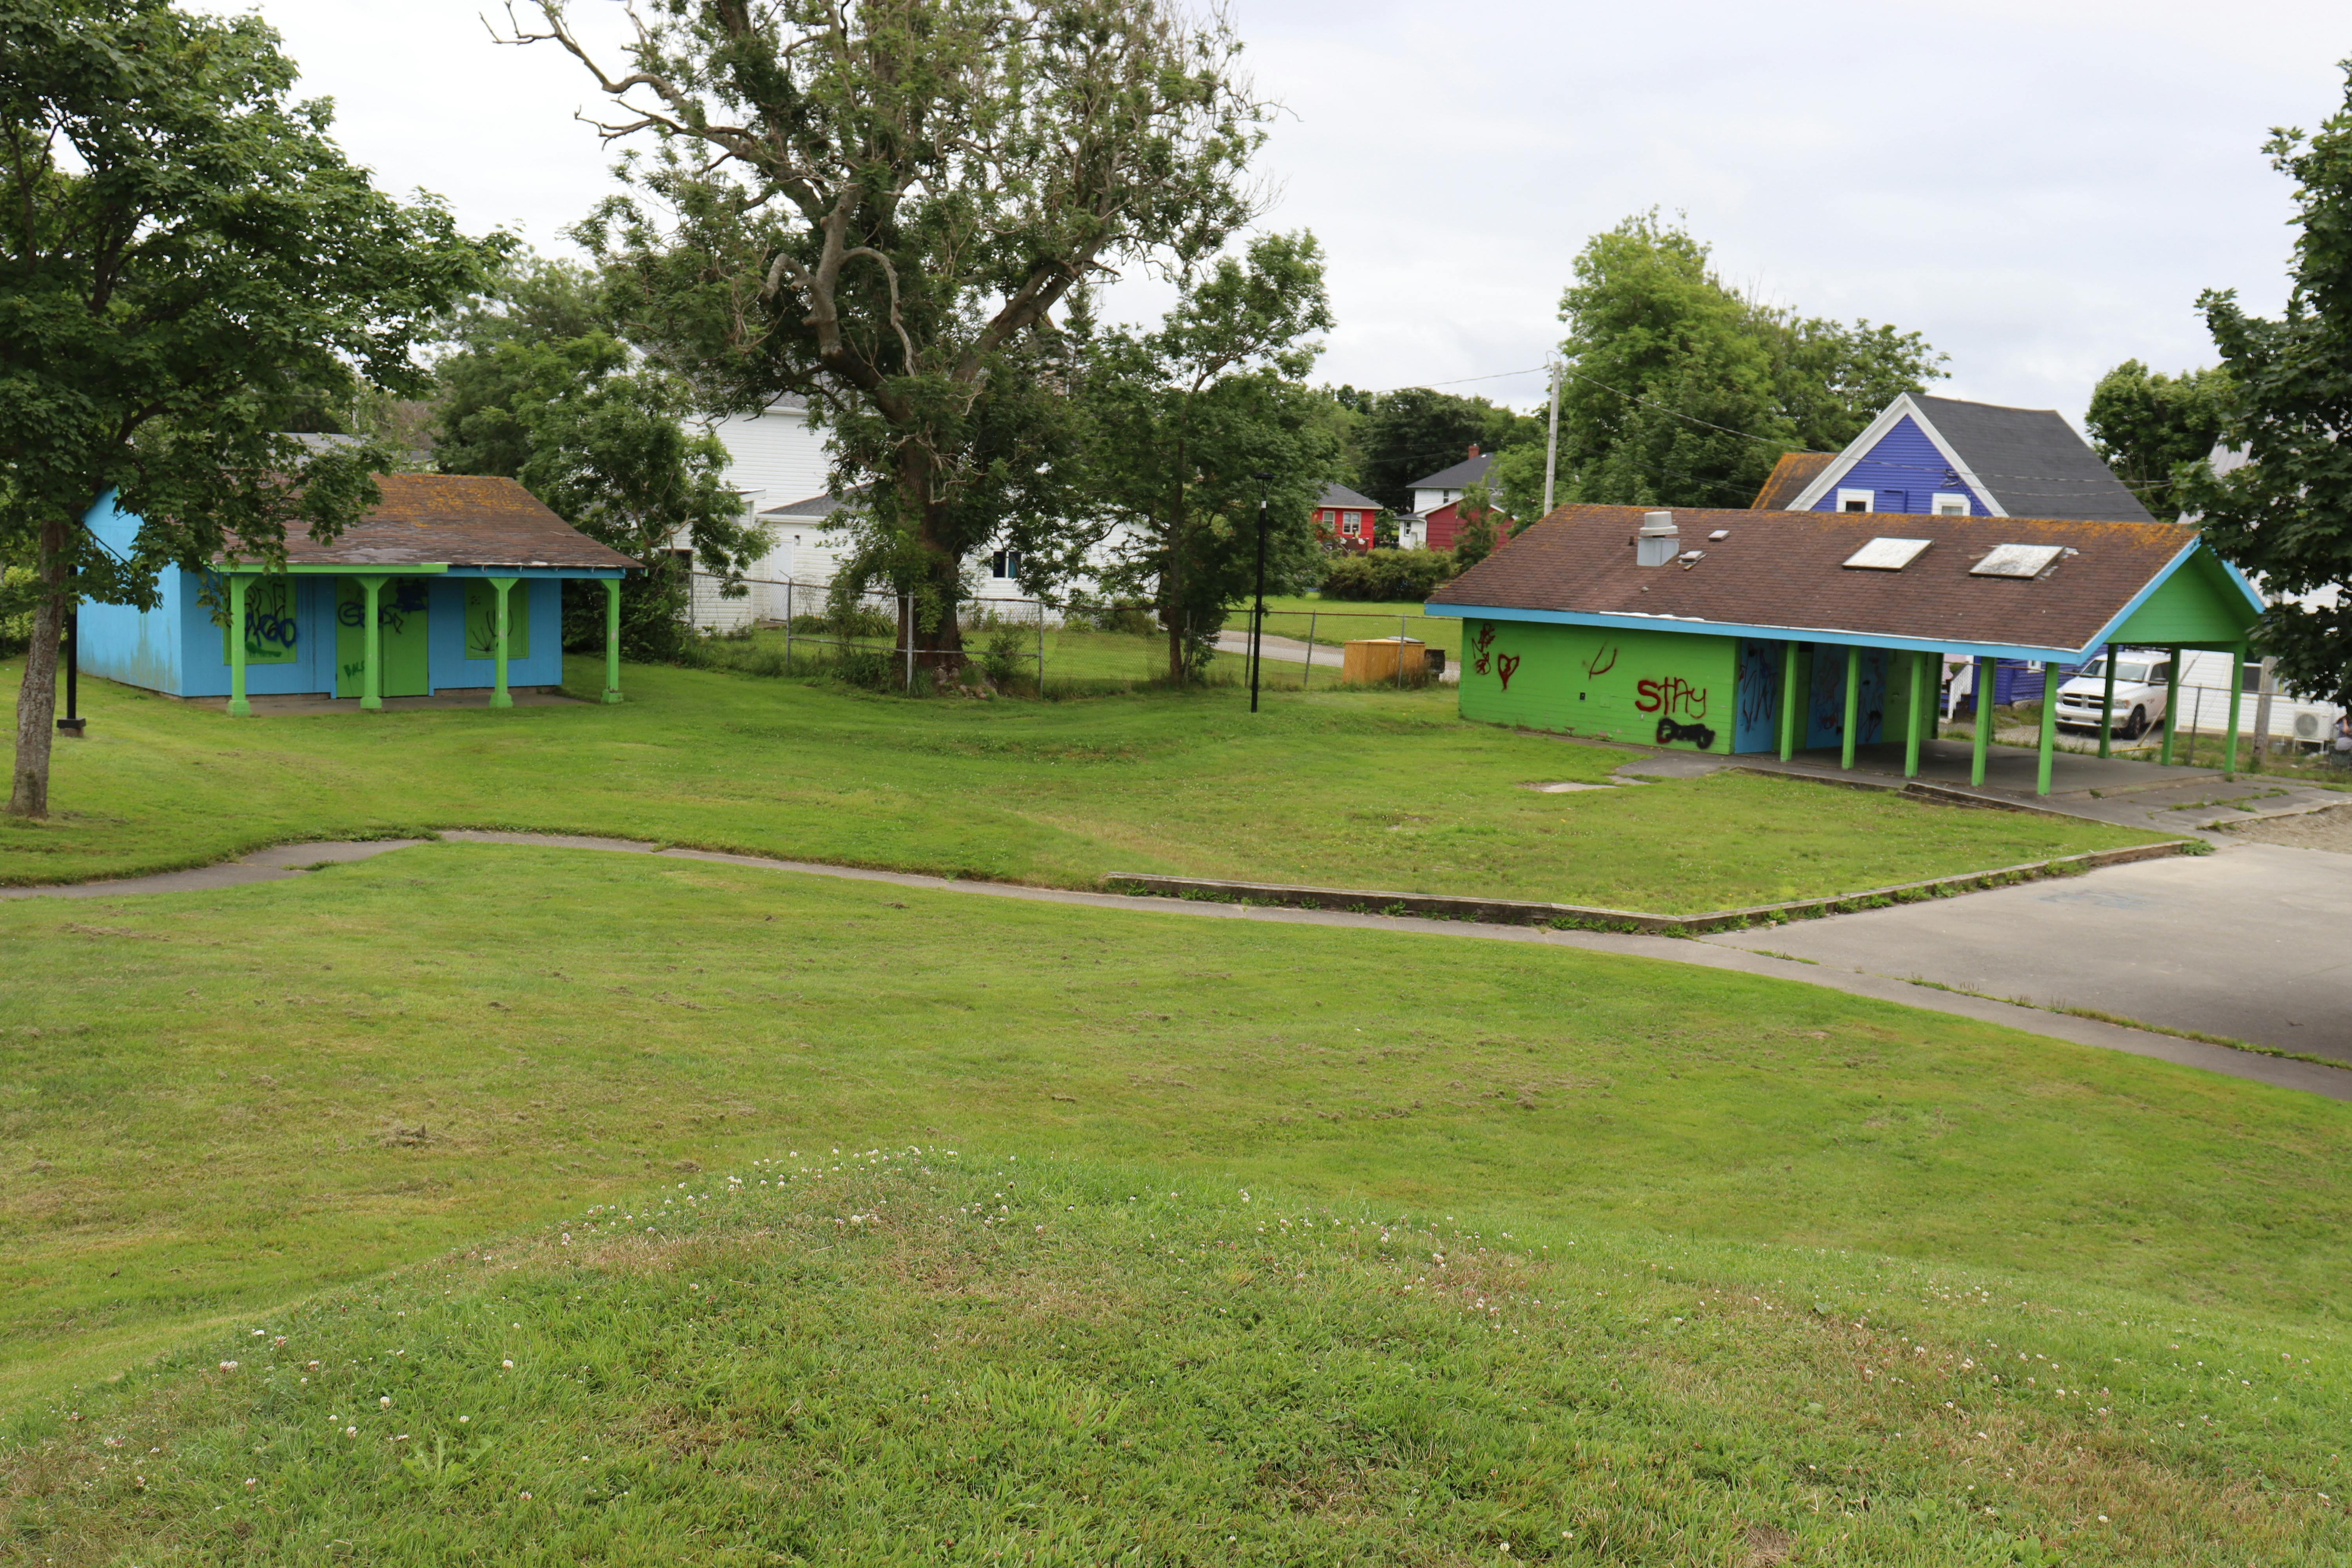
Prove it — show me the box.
[236,0,2350,424]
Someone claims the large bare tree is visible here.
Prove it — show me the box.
[508,0,1268,671]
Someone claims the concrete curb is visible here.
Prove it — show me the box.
[1100,839,2200,935]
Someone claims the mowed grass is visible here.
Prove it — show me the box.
[0,655,2159,913]
[10,1150,2352,1565]
[1225,594,1463,659]
[6,844,2349,1401]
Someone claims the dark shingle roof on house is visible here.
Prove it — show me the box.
[228,475,639,571]
[1409,453,1492,492]
[1317,483,1381,511]
[1913,395,2154,523]
[760,490,850,519]
[1428,503,2206,654]
[1751,451,1835,509]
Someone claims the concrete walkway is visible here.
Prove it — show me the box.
[8,830,2347,1103]
[1732,737,2345,835]
[1707,838,2352,1065]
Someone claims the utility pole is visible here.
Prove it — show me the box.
[1249,475,1270,714]
[1541,356,1564,517]
[2249,654,2277,771]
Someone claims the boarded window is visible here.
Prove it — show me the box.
[464,580,532,661]
[222,575,298,665]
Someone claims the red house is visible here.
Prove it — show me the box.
[1407,447,1495,551]
[1312,483,1382,552]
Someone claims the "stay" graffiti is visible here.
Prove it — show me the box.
[1634,676,1708,718]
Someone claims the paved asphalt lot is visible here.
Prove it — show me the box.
[1708,836,2352,1062]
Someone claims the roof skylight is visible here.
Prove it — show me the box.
[1970,543,2066,579]
[1842,537,1934,571]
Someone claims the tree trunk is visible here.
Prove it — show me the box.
[7,517,69,819]
[900,445,965,681]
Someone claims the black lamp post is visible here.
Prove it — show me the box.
[56,563,84,737]
[1249,474,1270,714]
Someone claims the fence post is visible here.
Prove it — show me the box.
[784,581,793,673]
[1397,613,1406,689]
[1035,595,1044,697]
[2188,684,2203,767]
[904,593,914,693]
[1303,611,1316,691]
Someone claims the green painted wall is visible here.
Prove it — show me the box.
[1458,620,1740,751]
[1457,620,1937,757]
[2112,552,2258,646]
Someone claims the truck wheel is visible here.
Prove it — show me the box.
[2126,706,2147,740]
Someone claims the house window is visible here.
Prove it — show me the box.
[1341,512,1361,537]
[1931,492,1969,516]
[1836,488,1873,513]
[990,550,1021,580]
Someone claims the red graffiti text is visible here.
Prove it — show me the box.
[1472,622,1497,675]
[1635,677,1708,719]
[1497,653,1521,691]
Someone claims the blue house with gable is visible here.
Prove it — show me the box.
[1750,393,2155,524]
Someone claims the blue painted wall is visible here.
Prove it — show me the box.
[1809,415,1991,515]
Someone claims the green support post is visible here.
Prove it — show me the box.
[2096,641,2116,759]
[489,576,517,709]
[2036,662,2060,796]
[1904,649,1923,779]
[227,573,251,717]
[602,577,623,704]
[1971,655,1992,789]
[1840,644,1860,769]
[1778,641,1799,760]
[2223,641,2245,779]
[2160,645,2181,765]
[358,574,386,712]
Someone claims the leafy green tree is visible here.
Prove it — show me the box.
[1523,212,1942,514]
[1451,504,1498,570]
[432,259,766,661]
[2085,359,2230,520]
[1356,388,1541,512]
[0,0,495,817]
[2181,66,2352,705]
[1082,232,1339,681]
[512,0,1268,677]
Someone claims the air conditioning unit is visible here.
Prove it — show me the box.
[2294,711,2324,740]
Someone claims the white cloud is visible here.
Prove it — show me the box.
[233,0,2347,422]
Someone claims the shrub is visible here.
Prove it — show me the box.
[1317,548,1457,602]
[982,623,1028,686]
[834,644,897,690]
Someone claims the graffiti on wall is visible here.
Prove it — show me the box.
[1471,622,1497,675]
[1583,642,1620,678]
[1496,653,1521,691]
[1634,676,1708,719]
[1655,718,1717,749]
[1736,643,1776,732]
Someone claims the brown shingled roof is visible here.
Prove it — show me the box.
[227,475,640,571]
[1750,451,1834,509]
[1427,503,2211,655]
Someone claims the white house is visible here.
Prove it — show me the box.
[681,396,1128,630]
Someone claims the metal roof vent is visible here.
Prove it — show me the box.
[1843,537,1933,571]
[1636,510,1679,567]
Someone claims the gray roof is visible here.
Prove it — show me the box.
[759,490,849,519]
[1318,483,1381,511]
[1915,395,2154,524]
[1409,452,1492,492]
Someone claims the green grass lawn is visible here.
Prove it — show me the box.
[1,655,2160,913]
[6,848,2352,1562]
[1225,594,1463,660]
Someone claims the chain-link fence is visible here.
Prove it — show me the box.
[679,575,1468,697]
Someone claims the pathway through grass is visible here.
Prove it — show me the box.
[2,657,2159,912]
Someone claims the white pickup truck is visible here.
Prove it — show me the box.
[2052,651,2171,738]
